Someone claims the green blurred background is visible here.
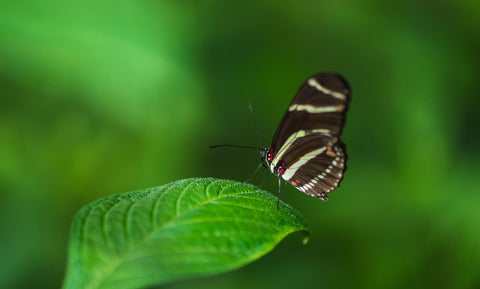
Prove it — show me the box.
[1,1,480,288]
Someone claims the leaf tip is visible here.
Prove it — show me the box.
[301,230,311,245]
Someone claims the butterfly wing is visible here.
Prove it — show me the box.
[270,73,351,200]
[271,73,351,157]
[280,135,347,200]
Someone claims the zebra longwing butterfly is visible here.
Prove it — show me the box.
[211,73,351,201]
[261,73,351,200]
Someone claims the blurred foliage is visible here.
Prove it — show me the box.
[0,0,479,289]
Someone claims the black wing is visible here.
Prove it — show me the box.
[271,73,351,157]
[270,73,351,200]
[280,135,347,200]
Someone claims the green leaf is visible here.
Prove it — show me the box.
[62,178,309,289]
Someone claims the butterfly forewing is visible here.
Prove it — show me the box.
[271,73,350,158]
[269,73,351,200]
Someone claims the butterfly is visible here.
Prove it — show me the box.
[211,73,351,201]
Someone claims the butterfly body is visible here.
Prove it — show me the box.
[261,73,351,201]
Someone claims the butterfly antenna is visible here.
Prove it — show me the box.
[208,144,262,150]
[248,101,265,147]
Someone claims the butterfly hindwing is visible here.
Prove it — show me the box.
[281,137,347,200]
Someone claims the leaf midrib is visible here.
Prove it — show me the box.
[86,180,259,289]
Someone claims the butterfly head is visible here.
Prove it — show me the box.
[260,147,272,169]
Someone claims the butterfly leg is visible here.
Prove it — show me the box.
[243,162,264,184]
[276,177,286,209]
[258,169,269,188]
